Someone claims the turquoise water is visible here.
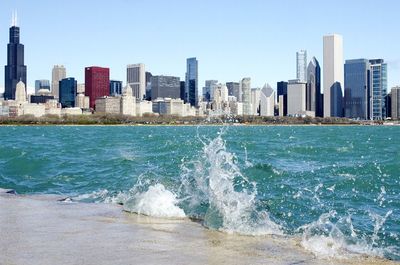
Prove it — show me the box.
[0,125,399,260]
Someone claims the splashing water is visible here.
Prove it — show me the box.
[179,129,282,235]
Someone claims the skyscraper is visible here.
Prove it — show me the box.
[391,87,400,120]
[35,79,50,94]
[307,57,323,117]
[4,12,27,100]
[51,65,66,99]
[110,80,122,96]
[344,59,370,120]
[287,79,307,116]
[85,66,110,109]
[59,77,77,108]
[203,80,218,102]
[369,59,387,120]
[151,75,181,100]
[277,81,288,116]
[241,77,251,115]
[296,50,307,82]
[185,57,198,107]
[226,82,241,101]
[127,64,146,101]
[323,34,344,117]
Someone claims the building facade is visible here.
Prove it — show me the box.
[344,59,370,120]
[277,81,288,116]
[203,80,218,102]
[110,80,122,96]
[323,34,344,117]
[241,78,251,115]
[296,50,307,82]
[151,75,181,100]
[35,80,50,94]
[287,79,307,116]
[307,57,322,117]
[59,77,77,108]
[391,87,400,120]
[185,57,198,106]
[51,65,66,99]
[4,13,27,100]
[226,82,241,101]
[369,59,387,120]
[259,84,275,117]
[85,66,110,109]
[127,63,146,100]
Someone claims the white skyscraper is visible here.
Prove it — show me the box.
[260,84,275,117]
[323,34,344,117]
[241,78,252,115]
[296,50,307,82]
[51,65,66,99]
[127,63,146,101]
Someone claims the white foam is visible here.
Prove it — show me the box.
[123,183,186,219]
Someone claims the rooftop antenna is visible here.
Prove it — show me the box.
[11,10,18,27]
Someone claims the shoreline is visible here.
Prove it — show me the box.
[0,188,397,265]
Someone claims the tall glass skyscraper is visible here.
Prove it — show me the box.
[59,77,77,108]
[185,57,198,107]
[35,79,50,94]
[110,80,122,96]
[369,59,387,120]
[344,59,370,120]
[4,12,27,100]
[296,50,307,82]
[307,57,322,117]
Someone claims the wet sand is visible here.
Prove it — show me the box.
[0,189,397,265]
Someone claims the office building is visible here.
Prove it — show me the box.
[251,88,261,115]
[369,59,387,120]
[4,12,27,100]
[35,80,50,94]
[226,82,241,101]
[391,87,400,119]
[127,63,146,100]
[260,84,275,117]
[185,57,198,106]
[344,59,370,120]
[323,34,344,117]
[110,80,122,96]
[203,80,218,102]
[180,81,185,101]
[145,72,152,100]
[51,65,66,99]
[59,77,77,108]
[241,78,251,115]
[277,81,288,116]
[296,50,307,82]
[287,79,307,116]
[151,75,181,100]
[307,57,323,117]
[85,66,110,109]
[30,88,54,104]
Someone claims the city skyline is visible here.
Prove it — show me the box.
[0,0,399,95]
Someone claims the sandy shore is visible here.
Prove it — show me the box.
[0,189,397,265]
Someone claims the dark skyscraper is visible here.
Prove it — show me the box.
[185,57,198,106]
[110,80,122,96]
[307,57,323,117]
[4,12,27,100]
[59,77,77,108]
[151,75,181,99]
[277,81,288,116]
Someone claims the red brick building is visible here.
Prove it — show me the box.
[85,66,110,109]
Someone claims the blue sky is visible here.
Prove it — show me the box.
[1,0,399,93]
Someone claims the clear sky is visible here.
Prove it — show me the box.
[0,0,399,94]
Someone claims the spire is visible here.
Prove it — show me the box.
[11,10,18,27]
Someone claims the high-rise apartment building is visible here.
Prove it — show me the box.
[241,78,251,115]
[51,65,66,99]
[35,80,50,94]
[323,34,344,117]
[85,66,110,109]
[296,50,307,82]
[185,57,198,106]
[59,77,77,108]
[391,87,400,120]
[127,63,146,100]
[4,12,27,100]
[110,80,122,96]
[344,59,370,120]
[369,59,387,120]
[307,57,323,117]
[151,75,181,100]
